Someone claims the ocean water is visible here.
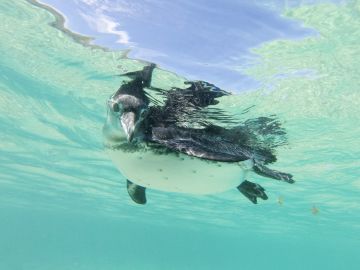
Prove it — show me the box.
[0,1,359,269]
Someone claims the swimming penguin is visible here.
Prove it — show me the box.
[103,64,294,205]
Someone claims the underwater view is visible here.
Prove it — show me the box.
[1,0,359,269]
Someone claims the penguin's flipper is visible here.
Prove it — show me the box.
[253,162,294,184]
[127,179,147,204]
[237,180,268,204]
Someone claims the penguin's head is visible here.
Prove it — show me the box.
[105,88,148,143]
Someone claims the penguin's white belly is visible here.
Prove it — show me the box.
[107,146,251,194]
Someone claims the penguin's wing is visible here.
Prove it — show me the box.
[149,126,251,162]
[149,125,280,163]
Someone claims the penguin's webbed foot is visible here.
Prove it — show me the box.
[127,179,147,205]
[237,180,268,204]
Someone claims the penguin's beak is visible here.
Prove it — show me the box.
[121,111,136,142]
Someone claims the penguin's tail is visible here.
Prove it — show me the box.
[252,161,294,184]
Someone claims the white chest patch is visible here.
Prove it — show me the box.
[106,144,253,194]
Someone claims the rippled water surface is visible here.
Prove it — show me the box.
[1,1,359,269]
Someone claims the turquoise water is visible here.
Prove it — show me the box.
[1,1,359,269]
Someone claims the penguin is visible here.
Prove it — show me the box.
[103,64,294,205]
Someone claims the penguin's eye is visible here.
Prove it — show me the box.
[113,103,120,112]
